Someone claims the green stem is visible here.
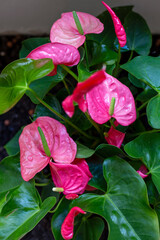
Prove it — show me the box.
[61,65,78,81]
[49,196,65,213]
[62,79,70,94]
[35,182,50,187]
[84,41,89,70]
[128,50,133,62]
[29,88,93,140]
[113,44,121,77]
[137,100,149,112]
[85,112,103,137]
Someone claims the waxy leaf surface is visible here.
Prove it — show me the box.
[0,182,56,240]
[121,56,160,92]
[71,157,159,240]
[125,133,160,193]
[0,58,53,114]
[147,95,160,129]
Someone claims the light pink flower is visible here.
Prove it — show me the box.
[137,165,148,179]
[50,12,104,48]
[62,70,136,126]
[19,116,77,181]
[104,126,125,148]
[50,158,93,195]
[26,42,80,76]
[61,207,86,240]
[102,1,127,47]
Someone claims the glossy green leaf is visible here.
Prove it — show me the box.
[69,108,92,131]
[26,65,66,104]
[147,95,160,129]
[125,133,160,193]
[121,56,160,92]
[124,12,152,55]
[0,58,53,114]
[71,157,159,240]
[4,129,22,155]
[19,37,50,58]
[128,73,146,88]
[0,154,22,193]
[76,142,95,159]
[95,144,124,158]
[87,40,117,67]
[136,86,157,103]
[73,217,104,240]
[0,181,56,240]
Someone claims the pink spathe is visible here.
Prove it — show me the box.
[50,158,92,195]
[102,1,127,47]
[62,70,136,126]
[61,207,86,240]
[26,42,80,76]
[50,12,104,48]
[19,116,77,181]
[137,165,148,179]
[105,126,125,148]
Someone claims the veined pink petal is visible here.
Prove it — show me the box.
[50,12,104,48]
[137,165,148,179]
[27,43,80,75]
[19,117,77,181]
[105,126,125,148]
[65,194,79,200]
[61,207,86,240]
[102,1,126,47]
[49,158,92,195]
[86,72,136,126]
[62,70,106,117]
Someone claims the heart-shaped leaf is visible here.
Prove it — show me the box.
[0,181,56,240]
[0,58,53,114]
[124,12,152,55]
[71,157,159,240]
[147,95,160,129]
[125,133,160,193]
[0,154,22,193]
[121,56,160,92]
[76,142,95,159]
[4,129,22,155]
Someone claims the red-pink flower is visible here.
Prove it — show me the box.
[137,165,148,179]
[19,116,77,181]
[105,126,125,148]
[62,70,136,126]
[50,12,104,48]
[50,158,92,195]
[102,1,127,47]
[26,42,80,76]
[61,207,86,240]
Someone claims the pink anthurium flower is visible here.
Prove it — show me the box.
[26,42,80,76]
[104,126,125,148]
[19,116,77,181]
[137,165,148,179]
[50,12,104,48]
[61,207,86,240]
[62,70,136,126]
[50,158,93,195]
[102,1,127,47]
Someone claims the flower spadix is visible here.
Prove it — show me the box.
[27,43,80,75]
[61,207,86,240]
[19,116,77,181]
[50,12,104,48]
[62,70,136,126]
[102,1,127,47]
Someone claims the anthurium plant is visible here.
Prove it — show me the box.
[0,1,160,239]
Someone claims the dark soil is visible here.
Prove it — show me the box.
[0,34,160,240]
